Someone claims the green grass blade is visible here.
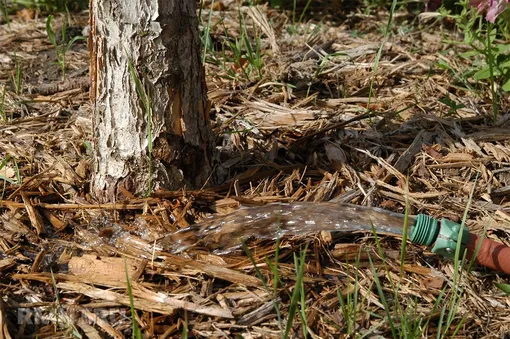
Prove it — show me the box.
[283,244,308,339]
[367,247,397,338]
[46,15,57,47]
[124,257,143,339]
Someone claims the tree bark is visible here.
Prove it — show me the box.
[89,0,215,202]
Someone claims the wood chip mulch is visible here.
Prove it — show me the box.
[0,2,509,338]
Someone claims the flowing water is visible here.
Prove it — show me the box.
[159,202,414,254]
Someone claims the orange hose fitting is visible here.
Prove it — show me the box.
[466,233,510,275]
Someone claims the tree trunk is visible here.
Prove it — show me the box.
[89,0,215,202]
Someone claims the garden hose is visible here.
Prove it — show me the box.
[410,215,510,274]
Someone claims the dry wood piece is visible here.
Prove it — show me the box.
[0,298,12,339]
[237,299,279,326]
[160,253,262,288]
[77,306,123,339]
[0,200,161,210]
[382,129,429,182]
[41,209,67,231]
[0,258,15,272]
[0,213,36,244]
[75,319,102,339]
[21,192,44,235]
[68,254,146,286]
[30,76,90,95]
[57,281,234,319]
[245,6,279,55]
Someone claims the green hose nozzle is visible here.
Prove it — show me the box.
[410,215,469,259]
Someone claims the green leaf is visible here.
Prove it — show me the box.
[493,43,510,54]
[46,15,57,47]
[474,66,501,80]
[488,28,497,44]
[66,35,85,50]
[499,58,510,69]
[502,78,510,92]
[83,141,93,157]
[473,67,491,80]
[436,59,451,70]
[269,0,281,7]
[61,19,66,44]
[495,283,510,294]
[0,155,11,170]
[459,50,481,58]
[125,49,147,105]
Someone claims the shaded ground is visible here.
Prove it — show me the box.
[1,2,510,338]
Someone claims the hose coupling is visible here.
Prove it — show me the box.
[410,215,469,259]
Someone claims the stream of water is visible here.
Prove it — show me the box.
[159,202,414,253]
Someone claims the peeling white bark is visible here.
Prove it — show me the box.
[90,0,214,202]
